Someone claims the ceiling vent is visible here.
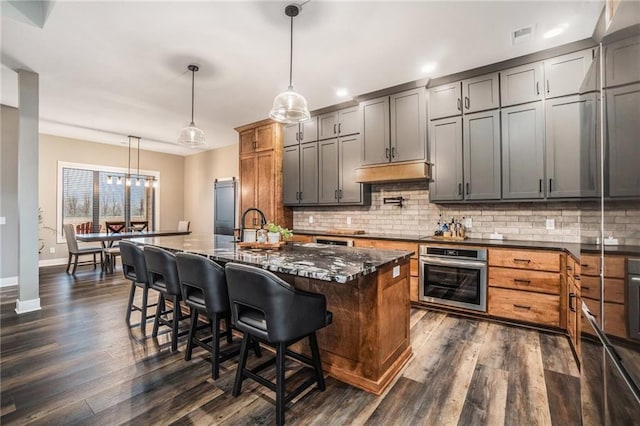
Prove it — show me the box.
[512,25,534,45]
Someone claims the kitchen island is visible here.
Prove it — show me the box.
[133,233,413,395]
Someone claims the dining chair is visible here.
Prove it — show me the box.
[178,220,190,232]
[63,223,103,275]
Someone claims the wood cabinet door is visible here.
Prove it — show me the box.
[606,83,640,197]
[429,82,461,120]
[282,145,300,205]
[283,123,300,147]
[361,96,390,165]
[300,142,319,204]
[501,101,545,199]
[239,155,257,225]
[318,112,338,140]
[500,62,544,106]
[390,87,426,163]
[544,48,593,98]
[463,110,501,200]
[300,117,318,144]
[239,129,256,155]
[256,151,275,222]
[318,139,339,203]
[339,135,363,203]
[255,124,275,152]
[462,72,500,113]
[429,116,463,201]
[338,106,360,136]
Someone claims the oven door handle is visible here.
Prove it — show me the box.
[422,257,487,269]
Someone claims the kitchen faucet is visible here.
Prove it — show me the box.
[239,207,267,242]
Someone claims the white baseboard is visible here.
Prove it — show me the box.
[39,257,68,267]
[0,276,18,287]
[15,297,41,314]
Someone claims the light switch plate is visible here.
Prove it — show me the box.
[308,216,314,224]
[49,247,55,254]
[393,265,400,278]
[0,216,5,225]
[346,217,352,225]
[546,219,555,230]
[464,218,472,228]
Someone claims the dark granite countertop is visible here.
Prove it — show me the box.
[131,234,412,284]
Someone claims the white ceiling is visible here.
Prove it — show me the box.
[1,1,603,156]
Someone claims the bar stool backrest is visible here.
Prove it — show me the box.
[144,246,181,296]
[176,253,229,314]
[120,241,149,284]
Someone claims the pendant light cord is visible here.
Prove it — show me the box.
[289,15,293,88]
[137,137,141,179]
[191,68,195,124]
[128,136,131,178]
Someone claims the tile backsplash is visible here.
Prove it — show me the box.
[293,182,640,245]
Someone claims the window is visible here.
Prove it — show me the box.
[57,161,159,241]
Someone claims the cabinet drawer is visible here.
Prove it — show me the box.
[580,254,600,276]
[488,249,560,272]
[604,278,625,304]
[580,254,626,278]
[604,302,627,338]
[489,267,560,295]
[489,287,560,327]
[581,275,601,300]
[354,239,418,257]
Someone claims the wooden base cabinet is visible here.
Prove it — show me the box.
[236,119,292,230]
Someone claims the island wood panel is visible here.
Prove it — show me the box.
[489,248,561,272]
[410,276,419,302]
[489,287,560,328]
[284,258,412,395]
[489,267,561,295]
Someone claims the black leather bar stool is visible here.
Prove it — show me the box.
[119,241,156,333]
[176,253,237,379]
[144,246,189,351]
[225,263,333,426]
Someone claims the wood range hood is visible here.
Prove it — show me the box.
[354,160,430,184]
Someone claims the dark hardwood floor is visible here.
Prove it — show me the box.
[0,265,581,425]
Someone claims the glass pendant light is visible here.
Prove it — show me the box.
[178,65,206,147]
[269,4,310,123]
[107,175,113,184]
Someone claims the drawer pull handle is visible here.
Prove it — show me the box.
[514,258,531,263]
[569,293,576,312]
[514,279,531,284]
[583,286,590,290]
[566,265,572,271]
[581,264,589,267]
[514,304,531,310]
[574,276,580,281]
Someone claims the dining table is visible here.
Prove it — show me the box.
[76,229,191,248]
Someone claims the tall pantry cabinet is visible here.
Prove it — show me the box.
[236,119,292,230]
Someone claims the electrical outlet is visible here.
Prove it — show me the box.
[464,218,472,228]
[0,216,5,225]
[346,217,352,225]
[49,247,55,254]
[546,219,555,230]
[308,216,314,224]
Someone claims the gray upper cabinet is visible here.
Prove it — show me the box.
[500,62,545,107]
[606,83,640,198]
[463,110,501,200]
[605,35,640,88]
[282,145,300,204]
[338,135,363,203]
[429,117,463,201]
[361,96,390,165]
[284,117,318,147]
[429,82,462,120]
[501,102,545,199]
[300,142,319,204]
[461,72,500,113]
[546,94,599,198]
[318,139,339,203]
[318,106,360,140]
[544,49,593,99]
[390,88,427,162]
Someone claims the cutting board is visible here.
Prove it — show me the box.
[327,229,366,235]
[237,241,286,250]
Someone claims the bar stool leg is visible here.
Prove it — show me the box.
[140,285,149,334]
[232,333,250,397]
[152,293,165,338]
[225,314,233,344]
[212,313,221,379]
[309,332,325,391]
[276,341,286,426]
[171,296,180,351]
[185,309,198,361]
[126,282,136,324]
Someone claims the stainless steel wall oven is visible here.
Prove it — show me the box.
[419,246,487,312]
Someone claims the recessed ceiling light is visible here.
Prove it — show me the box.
[543,23,569,39]
[421,62,437,74]
[336,88,349,97]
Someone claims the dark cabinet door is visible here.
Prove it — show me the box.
[429,117,463,201]
[283,123,299,147]
[338,135,362,203]
[463,110,501,200]
[338,106,360,136]
[606,83,640,197]
[282,145,300,205]
[429,82,462,120]
[299,117,318,144]
[300,142,318,204]
[318,138,339,203]
[361,96,390,165]
[501,102,545,199]
[500,62,545,107]
[546,94,599,198]
[462,72,500,113]
[390,88,426,163]
[544,49,593,98]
